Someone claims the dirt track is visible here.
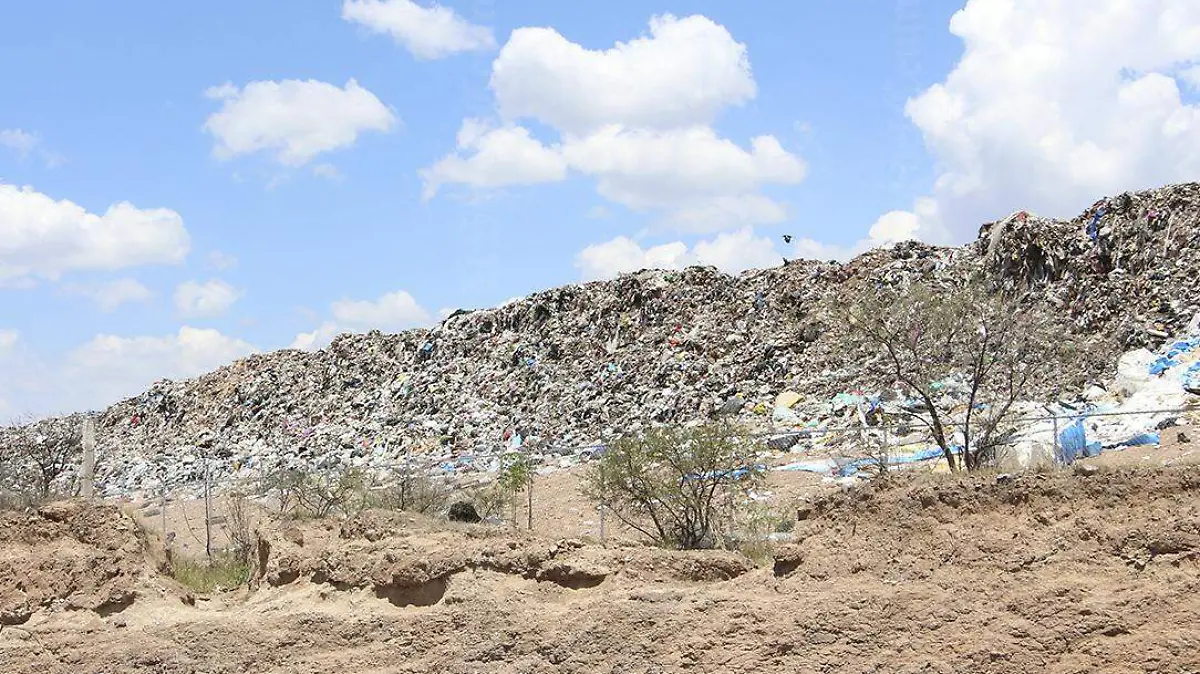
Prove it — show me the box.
[2,464,1199,673]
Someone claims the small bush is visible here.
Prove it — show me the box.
[372,470,448,515]
[170,554,250,594]
[584,423,764,550]
[447,501,481,523]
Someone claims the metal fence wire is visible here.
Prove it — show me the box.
[113,404,1196,556]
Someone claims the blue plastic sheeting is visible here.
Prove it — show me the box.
[685,464,767,481]
[1147,337,1200,376]
[778,446,958,477]
[778,460,836,474]
[890,447,948,465]
[1149,357,1176,376]
[1185,363,1200,390]
[1113,432,1160,448]
[1056,419,1088,464]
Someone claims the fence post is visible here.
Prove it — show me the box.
[80,417,96,499]
[599,505,606,544]
[1051,414,1061,464]
[526,474,533,531]
[203,459,213,560]
[882,425,890,474]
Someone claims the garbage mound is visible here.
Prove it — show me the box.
[4,182,1200,496]
[0,501,153,626]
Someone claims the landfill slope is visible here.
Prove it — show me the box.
[10,183,1200,494]
[2,466,1198,673]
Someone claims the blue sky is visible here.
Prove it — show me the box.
[2,0,1199,417]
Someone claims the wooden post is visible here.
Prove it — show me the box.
[81,417,96,499]
[204,460,213,560]
[599,505,606,544]
[1052,414,1061,464]
[526,474,533,531]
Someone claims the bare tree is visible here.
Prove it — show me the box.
[0,416,83,504]
[583,423,763,549]
[839,281,1085,472]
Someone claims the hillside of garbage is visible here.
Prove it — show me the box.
[4,182,1200,497]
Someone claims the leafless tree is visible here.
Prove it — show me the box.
[839,281,1087,472]
[0,416,84,504]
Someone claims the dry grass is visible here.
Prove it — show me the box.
[170,554,251,594]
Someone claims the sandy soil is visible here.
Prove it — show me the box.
[2,459,1199,673]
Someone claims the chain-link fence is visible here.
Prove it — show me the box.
[109,403,1197,557]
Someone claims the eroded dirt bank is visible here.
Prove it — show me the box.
[2,466,1199,673]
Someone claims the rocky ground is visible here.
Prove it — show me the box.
[3,458,1199,674]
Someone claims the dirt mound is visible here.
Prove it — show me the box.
[3,468,1199,673]
[0,501,154,626]
[254,510,754,601]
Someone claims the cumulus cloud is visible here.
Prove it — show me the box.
[0,327,256,417]
[492,14,755,135]
[420,119,568,199]
[64,278,154,312]
[885,0,1200,244]
[0,129,37,158]
[561,126,805,231]
[423,14,804,232]
[291,290,433,351]
[63,327,257,410]
[174,279,242,319]
[203,79,397,166]
[0,183,190,285]
[342,0,495,59]
[575,228,782,281]
[790,205,928,262]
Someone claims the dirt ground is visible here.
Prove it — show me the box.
[2,456,1199,674]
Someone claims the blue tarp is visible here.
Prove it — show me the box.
[1147,338,1200,376]
[1114,431,1160,448]
[1185,362,1200,391]
[1056,419,1088,464]
[685,464,767,481]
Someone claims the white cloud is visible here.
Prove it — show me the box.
[174,279,242,319]
[0,183,190,284]
[426,14,805,232]
[204,79,397,166]
[342,0,495,59]
[0,129,37,158]
[575,228,781,281]
[63,327,256,410]
[291,290,433,350]
[492,14,755,135]
[790,206,926,262]
[0,329,17,353]
[1181,65,1200,91]
[420,119,567,199]
[885,0,1200,244]
[290,322,341,351]
[332,290,431,331]
[0,327,256,417]
[64,278,154,312]
[312,163,344,181]
[561,126,804,231]
[206,250,238,271]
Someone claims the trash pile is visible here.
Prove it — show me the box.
[3,183,1200,497]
